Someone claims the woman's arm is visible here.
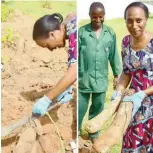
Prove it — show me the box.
[47,63,76,101]
[144,86,153,96]
[116,72,131,93]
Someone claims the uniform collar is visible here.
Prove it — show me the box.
[86,23,108,32]
[86,23,108,39]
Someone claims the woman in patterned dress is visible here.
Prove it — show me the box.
[93,2,153,153]
[31,13,77,116]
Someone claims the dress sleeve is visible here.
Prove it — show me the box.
[121,36,131,75]
[67,17,77,67]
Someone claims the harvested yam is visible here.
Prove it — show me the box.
[84,97,121,133]
[93,102,133,153]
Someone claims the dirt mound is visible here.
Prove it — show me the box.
[1,10,76,153]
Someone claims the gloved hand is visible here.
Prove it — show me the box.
[56,87,73,104]
[123,90,147,117]
[32,95,51,116]
[111,90,122,101]
[60,92,73,104]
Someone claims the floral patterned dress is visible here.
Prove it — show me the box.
[66,16,77,67]
[121,35,153,153]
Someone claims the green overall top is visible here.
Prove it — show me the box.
[79,23,121,93]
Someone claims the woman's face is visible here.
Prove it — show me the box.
[35,25,66,51]
[90,7,105,29]
[125,7,147,38]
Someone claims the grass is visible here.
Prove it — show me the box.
[6,1,76,19]
[80,17,153,153]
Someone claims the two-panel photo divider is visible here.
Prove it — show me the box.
[1,0,153,153]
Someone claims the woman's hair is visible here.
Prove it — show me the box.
[124,2,149,19]
[33,13,63,40]
[89,2,105,14]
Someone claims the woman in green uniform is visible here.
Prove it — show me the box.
[78,2,121,141]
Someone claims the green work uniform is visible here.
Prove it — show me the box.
[78,23,121,138]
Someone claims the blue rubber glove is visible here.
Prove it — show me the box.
[111,90,122,101]
[123,90,147,117]
[60,92,73,104]
[56,87,73,104]
[32,95,51,116]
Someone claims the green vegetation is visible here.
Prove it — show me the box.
[40,1,52,9]
[2,55,11,65]
[2,28,19,47]
[6,1,76,19]
[1,3,14,22]
[149,13,153,18]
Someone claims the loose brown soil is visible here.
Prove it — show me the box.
[1,10,76,153]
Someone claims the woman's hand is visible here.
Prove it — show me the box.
[56,87,73,104]
[123,89,135,96]
[123,90,147,117]
[32,95,51,116]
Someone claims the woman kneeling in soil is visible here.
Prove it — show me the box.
[32,13,77,116]
[86,2,153,153]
